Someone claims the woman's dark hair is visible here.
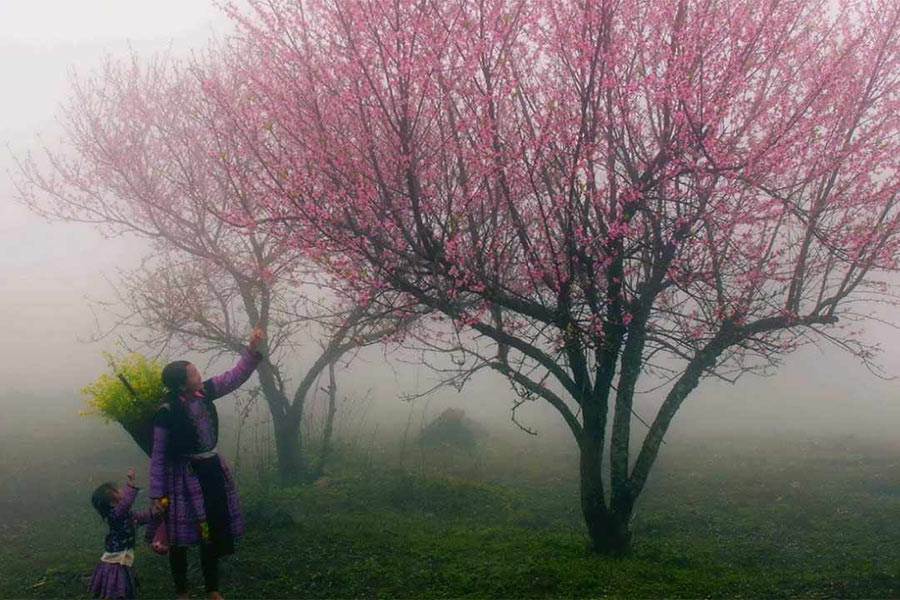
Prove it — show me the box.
[161,360,191,393]
[91,482,118,519]
[160,360,201,455]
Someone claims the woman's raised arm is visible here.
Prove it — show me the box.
[204,324,265,401]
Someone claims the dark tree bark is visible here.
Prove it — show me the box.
[273,411,304,483]
[314,360,338,478]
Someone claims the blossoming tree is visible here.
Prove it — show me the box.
[14,55,412,483]
[226,0,900,552]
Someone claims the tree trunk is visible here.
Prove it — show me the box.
[272,413,304,484]
[580,434,632,555]
[255,359,307,484]
[314,361,338,478]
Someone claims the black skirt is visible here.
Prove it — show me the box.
[191,455,235,556]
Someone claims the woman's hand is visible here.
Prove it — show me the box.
[127,468,136,484]
[248,322,265,354]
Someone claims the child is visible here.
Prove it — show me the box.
[89,469,153,599]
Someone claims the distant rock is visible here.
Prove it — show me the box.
[418,408,486,451]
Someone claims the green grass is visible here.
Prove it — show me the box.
[3,421,900,598]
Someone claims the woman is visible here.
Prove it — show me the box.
[149,324,264,600]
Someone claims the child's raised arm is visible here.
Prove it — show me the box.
[109,473,139,520]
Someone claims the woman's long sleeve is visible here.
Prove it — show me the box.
[205,348,263,401]
[149,422,168,498]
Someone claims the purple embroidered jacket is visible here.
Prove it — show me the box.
[104,482,152,553]
[149,349,261,498]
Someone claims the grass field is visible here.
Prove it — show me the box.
[2,410,900,598]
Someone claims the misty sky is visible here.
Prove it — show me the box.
[0,1,232,390]
[2,0,900,442]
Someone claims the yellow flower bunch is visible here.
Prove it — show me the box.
[80,351,165,426]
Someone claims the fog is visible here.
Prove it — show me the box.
[4,3,900,597]
[2,0,900,445]
[1,2,230,392]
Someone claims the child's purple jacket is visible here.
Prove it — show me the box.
[104,482,152,553]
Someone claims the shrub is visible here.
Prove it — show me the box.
[418,408,485,451]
